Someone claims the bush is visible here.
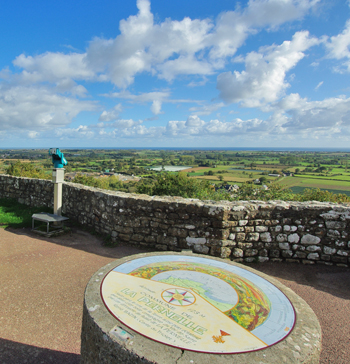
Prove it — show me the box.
[6,160,49,179]
[137,172,213,199]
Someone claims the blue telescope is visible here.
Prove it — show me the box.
[49,148,68,168]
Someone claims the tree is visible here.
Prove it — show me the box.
[6,161,49,179]
[136,172,212,199]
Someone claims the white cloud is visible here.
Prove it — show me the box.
[189,102,225,116]
[208,0,319,60]
[11,0,317,92]
[0,85,97,131]
[99,104,123,122]
[107,90,170,114]
[13,52,94,85]
[217,31,319,106]
[28,131,39,139]
[55,125,95,139]
[315,81,323,90]
[325,19,350,72]
[277,93,350,130]
[151,100,162,115]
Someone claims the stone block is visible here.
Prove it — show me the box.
[246,233,259,242]
[301,234,321,245]
[232,248,244,258]
[337,250,348,256]
[186,237,206,246]
[236,233,246,242]
[281,250,293,258]
[237,242,253,249]
[245,226,255,233]
[293,251,307,259]
[307,253,320,260]
[193,244,210,254]
[325,221,346,230]
[257,256,269,263]
[255,226,268,232]
[260,232,272,243]
[306,245,321,252]
[277,234,287,243]
[288,233,300,243]
[279,242,290,250]
[245,249,258,257]
[327,230,341,238]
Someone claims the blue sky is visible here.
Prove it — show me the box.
[1,0,350,149]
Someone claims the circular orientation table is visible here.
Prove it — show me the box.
[80,252,321,364]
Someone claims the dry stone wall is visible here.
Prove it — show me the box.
[1,174,349,266]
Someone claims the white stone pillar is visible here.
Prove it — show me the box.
[52,168,65,216]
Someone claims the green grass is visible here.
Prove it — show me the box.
[0,198,52,229]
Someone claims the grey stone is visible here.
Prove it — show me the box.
[255,226,268,232]
[260,232,272,242]
[306,245,321,252]
[301,234,321,245]
[279,243,290,250]
[307,253,320,260]
[186,237,206,246]
[323,246,336,255]
[277,234,287,243]
[288,233,300,243]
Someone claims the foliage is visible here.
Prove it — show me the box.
[6,160,49,179]
[293,188,350,203]
[137,172,213,199]
[0,198,51,229]
[72,173,109,189]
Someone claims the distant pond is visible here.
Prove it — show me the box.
[149,166,192,172]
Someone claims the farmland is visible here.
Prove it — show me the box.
[1,148,350,197]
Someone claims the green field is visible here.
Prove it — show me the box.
[279,176,350,194]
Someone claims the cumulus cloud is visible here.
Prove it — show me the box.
[55,125,95,139]
[107,90,170,115]
[325,19,350,72]
[277,93,350,130]
[0,0,327,143]
[99,104,123,122]
[217,31,319,107]
[0,85,97,131]
[11,0,317,91]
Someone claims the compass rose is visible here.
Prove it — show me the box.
[161,288,195,306]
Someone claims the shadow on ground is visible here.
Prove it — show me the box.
[7,225,154,259]
[247,261,350,300]
[0,338,80,364]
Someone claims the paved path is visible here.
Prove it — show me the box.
[0,227,349,363]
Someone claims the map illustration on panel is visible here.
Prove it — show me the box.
[101,255,296,354]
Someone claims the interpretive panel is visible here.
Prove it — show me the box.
[101,255,295,354]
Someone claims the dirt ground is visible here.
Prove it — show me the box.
[0,227,349,364]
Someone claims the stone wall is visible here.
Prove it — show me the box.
[1,174,349,266]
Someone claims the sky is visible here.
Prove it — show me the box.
[1,0,350,149]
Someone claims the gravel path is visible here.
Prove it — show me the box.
[0,228,349,363]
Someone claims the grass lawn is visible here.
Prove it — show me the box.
[0,198,52,229]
